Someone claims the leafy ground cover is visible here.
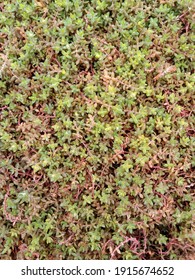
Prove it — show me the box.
[0,0,195,260]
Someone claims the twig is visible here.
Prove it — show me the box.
[111,236,140,259]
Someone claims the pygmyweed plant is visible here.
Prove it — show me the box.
[0,0,194,260]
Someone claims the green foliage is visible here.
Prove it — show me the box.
[0,0,194,260]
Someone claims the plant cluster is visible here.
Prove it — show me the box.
[0,0,195,259]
